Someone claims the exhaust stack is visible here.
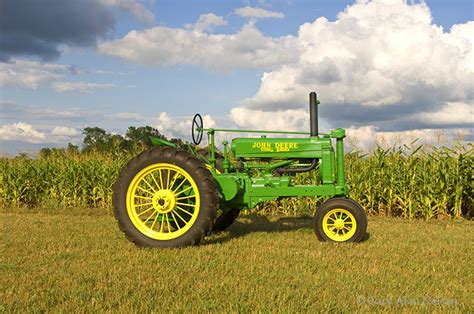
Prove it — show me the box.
[309,92,318,136]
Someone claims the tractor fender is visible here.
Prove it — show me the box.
[214,175,239,202]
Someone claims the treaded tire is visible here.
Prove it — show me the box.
[313,197,367,243]
[212,208,240,232]
[113,147,219,248]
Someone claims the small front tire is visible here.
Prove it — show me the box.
[313,198,367,243]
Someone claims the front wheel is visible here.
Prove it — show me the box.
[312,198,367,243]
[113,147,219,248]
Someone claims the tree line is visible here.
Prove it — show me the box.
[38,126,186,158]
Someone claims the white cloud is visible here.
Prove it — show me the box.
[417,102,473,127]
[51,126,80,137]
[0,122,47,143]
[155,112,190,140]
[0,59,71,89]
[234,6,284,19]
[52,81,117,92]
[99,0,472,134]
[346,125,471,150]
[0,122,81,144]
[185,13,227,32]
[99,21,297,71]
[111,112,146,121]
[233,0,473,133]
[230,107,310,132]
[155,112,216,144]
[99,0,154,24]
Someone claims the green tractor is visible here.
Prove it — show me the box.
[113,92,367,247]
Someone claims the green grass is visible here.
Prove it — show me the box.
[1,209,473,312]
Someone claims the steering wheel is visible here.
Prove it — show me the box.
[192,113,203,145]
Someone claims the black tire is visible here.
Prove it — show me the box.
[312,197,367,243]
[213,208,240,232]
[113,147,219,248]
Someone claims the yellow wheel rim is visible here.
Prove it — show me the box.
[322,208,357,242]
[126,163,200,240]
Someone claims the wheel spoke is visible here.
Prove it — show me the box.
[177,206,194,216]
[137,186,154,196]
[135,202,153,207]
[137,206,154,217]
[176,195,196,201]
[135,195,153,200]
[150,212,160,230]
[142,178,157,193]
[172,209,188,224]
[144,210,157,224]
[158,169,164,191]
[170,212,181,230]
[150,172,162,190]
[172,177,187,193]
[166,169,170,189]
[176,202,196,208]
[168,172,179,191]
[166,213,171,233]
[159,214,165,233]
[174,186,193,197]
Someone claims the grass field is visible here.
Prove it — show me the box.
[1,209,473,312]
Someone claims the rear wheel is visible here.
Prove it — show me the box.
[113,147,219,247]
[312,198,367,243]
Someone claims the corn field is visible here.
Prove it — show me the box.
[0,143,472,219]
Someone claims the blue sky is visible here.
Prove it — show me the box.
[0,0,473,154]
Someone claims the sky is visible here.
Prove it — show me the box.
[0,0,473,154]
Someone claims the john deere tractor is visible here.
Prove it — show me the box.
[113,92,367,247]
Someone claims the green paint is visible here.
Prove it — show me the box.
[214,175,239,202]
[149,137,176,148]
[231,137,333,159]
[213,171,347,210]
[197,118,349,211]
[190,93,350,212]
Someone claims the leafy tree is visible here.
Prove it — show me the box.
[125,126,166,149]
[81,125,179,153]
[82,127,114,153]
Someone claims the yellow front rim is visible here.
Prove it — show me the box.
[126,163,200,240]
[322,208,357,242]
